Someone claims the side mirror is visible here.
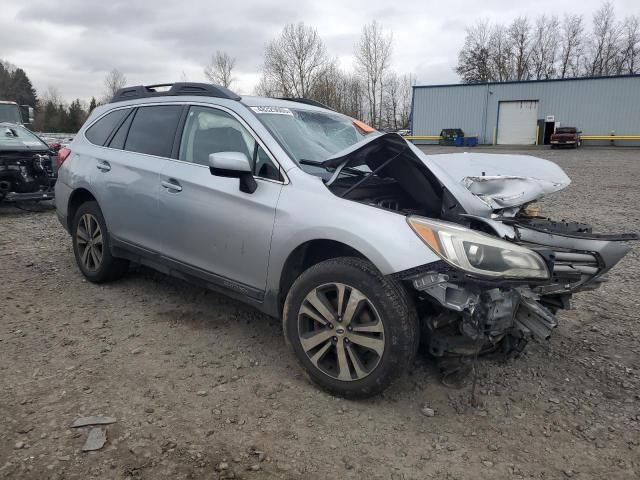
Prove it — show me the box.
[208,152,257,194]
[20,105,35,125]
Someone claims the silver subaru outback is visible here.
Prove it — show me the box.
[55,82,635,398]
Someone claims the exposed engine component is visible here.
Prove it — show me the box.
[0,152,56,202]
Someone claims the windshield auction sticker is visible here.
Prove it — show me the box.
[250,106,293,116]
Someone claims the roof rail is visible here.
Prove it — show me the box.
[110,82,241,103]
[277,97,335,111]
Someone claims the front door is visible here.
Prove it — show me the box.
[158,105,285,300]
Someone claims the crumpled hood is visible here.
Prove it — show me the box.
[322,133,572,216]
[425,152,571,210]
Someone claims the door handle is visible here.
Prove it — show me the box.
[161,180,182,192]
[96,161,111,172]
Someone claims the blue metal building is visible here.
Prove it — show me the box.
[410,74,640,146]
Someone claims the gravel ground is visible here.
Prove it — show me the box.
[1,146,639,480]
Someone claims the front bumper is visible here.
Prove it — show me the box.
[401,220,636,357]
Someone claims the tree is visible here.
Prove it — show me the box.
[355,20,393,127]
[204,51,236,88]
[508,17,532,80]
[620,15,640,74]
[103,69,126,101]
[262,22,329,98]
[559,14,584,78]
[88,97,97,113]
[585,1,621,75]
[531,15,560,79]
[456,21,493,83]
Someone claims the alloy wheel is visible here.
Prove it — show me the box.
[297,282,385,381]
[76,213,103,272]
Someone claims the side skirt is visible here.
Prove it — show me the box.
[110,236,268,311]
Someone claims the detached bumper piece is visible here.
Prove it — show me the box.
[2,189,55,202]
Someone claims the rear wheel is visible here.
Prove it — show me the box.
[283,257,419,397]
[72,201,129,283]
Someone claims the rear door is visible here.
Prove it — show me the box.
[89,104,183,253]
[158,104,284,299]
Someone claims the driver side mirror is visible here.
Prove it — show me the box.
[208,152,257,194]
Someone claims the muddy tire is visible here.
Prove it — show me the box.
[283,257,419,398]
[71,201,129,283]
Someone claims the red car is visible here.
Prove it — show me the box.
[550,126,581,148]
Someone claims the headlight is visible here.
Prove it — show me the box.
[407,216,549,279]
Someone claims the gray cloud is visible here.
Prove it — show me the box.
[3,0,638,102]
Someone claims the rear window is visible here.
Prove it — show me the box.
[85,109,129,146]
[556,127,576,134]
[124,105,182,157]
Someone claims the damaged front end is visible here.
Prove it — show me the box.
[319,133,636,365]
[402,216,636,364]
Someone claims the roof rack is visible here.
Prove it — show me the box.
[277,97,335,111]
[110,82,241,103]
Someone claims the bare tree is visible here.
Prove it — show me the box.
[383,72,400,130]
[456,21,492,83]
[489,25,512,81]
[531,15,560,79]
[103,69,126,101]
[620,15,640,73]
[355,20,393,127]
[585,1,621,75]
[204,51,236,88]
[263,22,329,98]
[559,14,584,78]
[508,17,532,80]
[398,73,415,130]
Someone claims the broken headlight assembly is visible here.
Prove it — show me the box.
[407,216,550,279]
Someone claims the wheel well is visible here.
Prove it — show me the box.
[67,188,96,230]
[278,239,365,315]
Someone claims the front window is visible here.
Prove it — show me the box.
[250,106,376,173]
[0,124,48,148]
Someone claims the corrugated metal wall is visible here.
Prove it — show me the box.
[411,75,640,145]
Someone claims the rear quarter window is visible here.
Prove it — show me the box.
[124,105,183,157]
[85,109,129,146]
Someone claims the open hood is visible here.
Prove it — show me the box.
[322,134,572,215]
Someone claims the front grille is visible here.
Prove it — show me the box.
[541,250,601,294]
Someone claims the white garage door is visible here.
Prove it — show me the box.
[497,101,539,145]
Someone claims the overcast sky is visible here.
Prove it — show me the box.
[2,0,637,102]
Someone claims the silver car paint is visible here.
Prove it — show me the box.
[56,94,571,318]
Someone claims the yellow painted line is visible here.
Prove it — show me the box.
[405,136,441,141]
[581,136,640,140]
[405,135,479,141]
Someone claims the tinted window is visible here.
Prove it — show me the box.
[125,105,182,157]
[85,109,129,146]
[179,106,281,180]
[107,110,134,149]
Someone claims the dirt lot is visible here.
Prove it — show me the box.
[1,146,639,480]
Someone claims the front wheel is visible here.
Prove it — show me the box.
[283,257,419,398]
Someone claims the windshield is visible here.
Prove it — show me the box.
[0,103,22,124]
[0,124,48,148]
[250,106,376,172]
[556,127,576,134]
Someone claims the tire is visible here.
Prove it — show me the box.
[71,200,129,283]
[283,257,419,398]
